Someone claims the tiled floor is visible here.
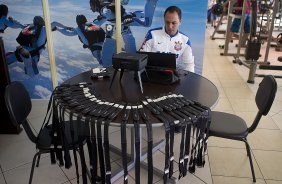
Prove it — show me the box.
[0,26,281,183]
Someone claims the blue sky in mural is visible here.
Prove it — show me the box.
[1,0,207,99]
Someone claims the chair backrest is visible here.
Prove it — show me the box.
[255,75,277,115]
[249,75,277,133]
[5,81,37,143]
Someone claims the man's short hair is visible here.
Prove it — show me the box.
[164,6,182,20]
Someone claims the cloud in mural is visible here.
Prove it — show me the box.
[34,85,52,99]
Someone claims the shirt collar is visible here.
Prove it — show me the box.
[162,26,179,38]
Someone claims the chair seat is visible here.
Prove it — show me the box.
[37,120,86,150]
[209,111,249,140]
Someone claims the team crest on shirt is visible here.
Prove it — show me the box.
[174,41,182,51]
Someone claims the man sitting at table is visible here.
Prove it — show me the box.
[139,5,195,72]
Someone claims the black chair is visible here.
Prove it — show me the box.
[4,81,87,184]
[208,75,277,183]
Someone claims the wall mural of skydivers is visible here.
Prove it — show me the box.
[51,0,158,67]
[0,4,24,33]
[5,16,49,77]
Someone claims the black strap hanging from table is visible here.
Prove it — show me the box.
[69,111,80,184]
[104,119,111,184]
[138,105,153,184]
[121,105,131,184]
[90,117,98,183]
[52,83,214,184]
[77,114,88,184]
[97,118,106,184]
[59,106,72,169]
[104,104,123,184]
[183,122,192,176]
[159,115,171,184]
[132,106,141,184]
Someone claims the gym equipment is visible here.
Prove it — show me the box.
[233,0,282,82]
[212,3,224,16]
[220,0,248,57]
[210,0,231,40]
[275,33,282,51]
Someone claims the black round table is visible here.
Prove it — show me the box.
[62,69,219,182]
[65,69,218,109]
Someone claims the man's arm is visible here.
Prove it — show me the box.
[5,17,25,29]
[51,22,77,37]
[139,30,153,51]
[178,45,194,72]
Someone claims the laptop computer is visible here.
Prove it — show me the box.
[137,51,176,70]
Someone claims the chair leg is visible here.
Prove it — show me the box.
[29,152,41,184]
[244,142,251,157]
[244,140,256,183]
[36,154,41,167]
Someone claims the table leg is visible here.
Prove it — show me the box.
[109,127,167,183]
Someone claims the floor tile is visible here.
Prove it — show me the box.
[274,89,282,102]
[141,125,165,143]
[213,98,234,112]
[69,174,91,184]
[253,150,282,180]
[3,157,68,184]
[127,163,162,184]
[248,129,282,151]
[0,132,29,148]
[271,112,282,131]
[61,151,90,181]
[28,100,49,119]
[61,181,72,184]
[215,86,227,98]
[0,139,35,171]
[235,111,279,130]
[269,99,282,114]
[68,162,122,183]
[0,173,5,184]
[208,147,263,179]
[154,174,207,184]
[208,136,245,149]
[229,99,257,112]
[207,77,222,89]
[265,179,282,184]
[223,87,255,99]
[219,79,249,89]
[28,116,45,133]
[111,172,135,184]
[215,70,242,80]
[212,176,266,184]
[193,154,213,184]
[109,128,134,153]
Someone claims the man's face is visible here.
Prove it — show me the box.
[164,11,181,36]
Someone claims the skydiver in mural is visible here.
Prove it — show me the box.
[0,4,25,33]
[52,14,106,65]
[6,16,48,77]
[89,0,158,52]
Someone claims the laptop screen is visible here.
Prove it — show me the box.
[137,52,176,70]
